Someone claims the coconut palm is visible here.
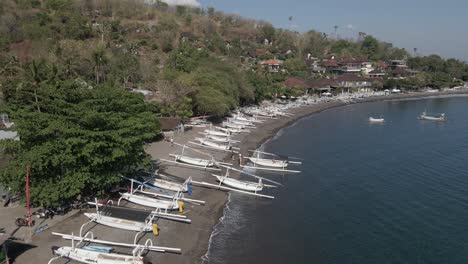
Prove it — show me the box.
[92,47,108,84]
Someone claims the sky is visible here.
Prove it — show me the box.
[166,0,468,60]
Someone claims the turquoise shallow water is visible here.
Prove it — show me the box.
[205,96,468,264]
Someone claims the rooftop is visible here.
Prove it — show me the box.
[261,59,283,66]
[339,57,369,64]
[336,74,369,82]
[284,77,307,88]
[307,78,340,88]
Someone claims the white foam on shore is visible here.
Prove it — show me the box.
[201,192,232,263]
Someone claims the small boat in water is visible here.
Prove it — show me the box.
[418,112,446,121]
[369,117,385,123]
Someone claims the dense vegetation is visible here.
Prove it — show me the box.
[0,0,466,204]
[1,59,158,205]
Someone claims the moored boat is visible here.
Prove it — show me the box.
[418,112,446,121]
[213,175,263,192]
[144,177,188,192]
[52,246,146,264]
[120,192,179,210]
[246,157,289,168]
[83,213,152,232]
[369,117,385,123]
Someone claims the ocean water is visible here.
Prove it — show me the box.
[204,96,468,264]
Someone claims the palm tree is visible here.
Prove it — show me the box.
[334,25,338,38]
[17,60,58,113]
[413,48,418,57]
[92,48,107,84]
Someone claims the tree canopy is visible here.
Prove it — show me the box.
[0,61,158,205]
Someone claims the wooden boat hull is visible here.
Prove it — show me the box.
[121,193,179,210]
[84,213,151,232]
[53,247,144,264]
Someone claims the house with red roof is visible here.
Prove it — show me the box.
[307,78,341,94]
[284,77,310,94]
[338,57,374,75]
[261,59,283,73]
[320,59,340,73]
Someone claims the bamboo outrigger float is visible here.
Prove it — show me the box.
[240,150,302,173]
[48,231,181,264]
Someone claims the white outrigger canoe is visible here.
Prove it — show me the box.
[144,176,188,193]
[49,232,181,264]
[228,118,255,127]
[369,117,385,123]
[215,126,247,133]
[169,154,215,167]
[213,174,264,192]
[84,213,152,232]
[188,165,281,199]
[199,133,239,144]
[418,112,446,121]
[233,114,263,123]
[246,157,289,168]
[191,138,239,152]
[161,143,226,171]
[119,192,179,210]
[206,135,236,143]
[222,121,245,129]
[241,150,302,173]
[204,129,230,137]
[52,246,146,264]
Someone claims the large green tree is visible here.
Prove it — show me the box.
[1,70,159,205]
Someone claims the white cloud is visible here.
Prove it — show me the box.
[345,24,354,30]
[160,0,201,7]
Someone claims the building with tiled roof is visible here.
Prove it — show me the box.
[260,59,283,72]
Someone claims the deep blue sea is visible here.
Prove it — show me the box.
[204,96,468,264]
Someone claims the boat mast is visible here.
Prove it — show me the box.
[25,165,31,227]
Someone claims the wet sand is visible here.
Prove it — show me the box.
[10,89,468,264]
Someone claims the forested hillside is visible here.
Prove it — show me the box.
[0,0,467,205]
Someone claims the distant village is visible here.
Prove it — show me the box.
[268,55,415,94]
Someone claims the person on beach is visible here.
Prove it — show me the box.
[170,137,174,146]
